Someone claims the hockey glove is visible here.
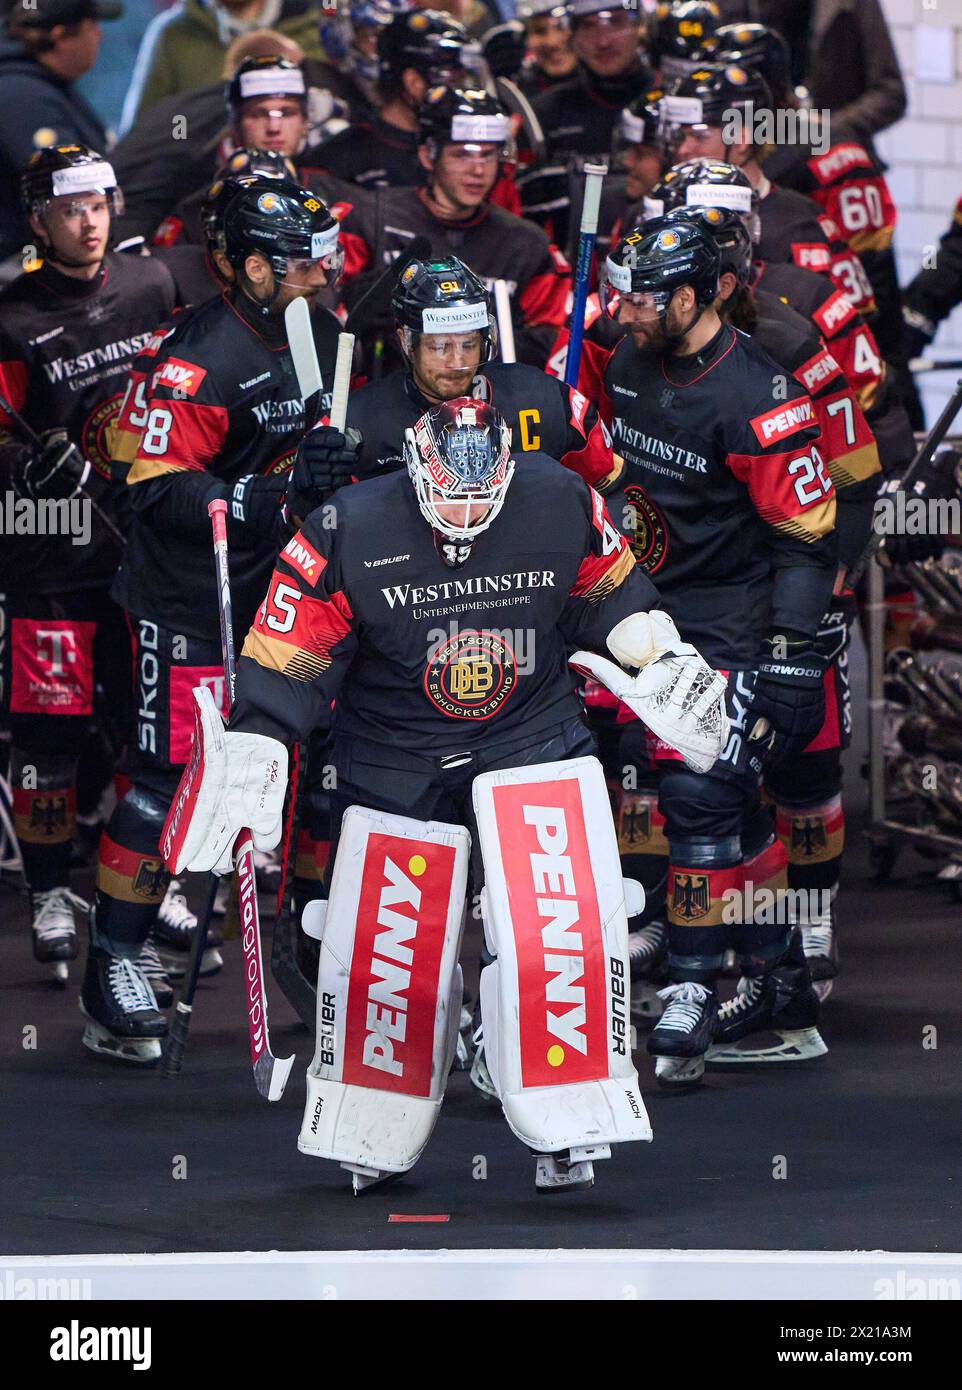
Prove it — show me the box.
[285,424,362,522]
[570,611,729,774]
[229,472,287,534]
[748,638,827,768]
[15,430,87,502]
[163,685,288,878]
[878,448,960,566]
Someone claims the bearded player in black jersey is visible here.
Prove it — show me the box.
[0,146,176,987]
[600,214,837,1085]
[165,395,728,1190]
[77,177,350,1063]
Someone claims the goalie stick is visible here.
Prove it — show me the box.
[210,499,294,1101]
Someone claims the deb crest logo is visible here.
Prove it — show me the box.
[343,834,456,1096]
[494,780,608,1088]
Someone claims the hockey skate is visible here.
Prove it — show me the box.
[154,878,223,979]
[646,981,717,1087]
[534,1144,611,1193]
[468,1011,498,1099]
[628,919,668,1023]
[80,913,168,1064]
[707,931,827,1065]
[800,904,839,1002]
[137,931,173,1009]
[30,887,84,986]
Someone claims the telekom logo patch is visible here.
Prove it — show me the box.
[343,834,455,1096]
[493,780,608,1088]
[10,618,94,716]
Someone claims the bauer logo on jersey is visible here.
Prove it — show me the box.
[282,534,325,587]
[424,629,517,720]
[342,834,458,1096]
[492,779,609,1088]
[155,357,207,396]
[750,397,816,446]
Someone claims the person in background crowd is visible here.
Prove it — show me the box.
[0,0,122,268]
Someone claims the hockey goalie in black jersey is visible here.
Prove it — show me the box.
[164,397,728,1192]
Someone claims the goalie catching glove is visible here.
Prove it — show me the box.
[162,685,288,877]
[570,611,728,774]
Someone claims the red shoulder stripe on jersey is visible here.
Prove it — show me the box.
[127,399,228,482]
[0,358,29,425]
[727,444,836,539]
[519,265,570,328]
[245,576,353,680]
[281,534,326,588]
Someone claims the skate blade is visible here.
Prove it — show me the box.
[706,1026,828,1066]
[343,1163,404,1195]
[51,961,69,987]
[81,1019,162,1065]
[653,1052,705,1088]
[157,945,223,979]
[812,979,833,1003]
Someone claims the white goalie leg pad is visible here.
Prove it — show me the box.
[472,755,652,1155]
[298,805,471,1176]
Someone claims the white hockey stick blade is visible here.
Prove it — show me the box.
[285,297,324,402]
[493,280,516,364]
[330,332,355,430]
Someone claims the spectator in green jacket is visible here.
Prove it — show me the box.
[120,0,325,131]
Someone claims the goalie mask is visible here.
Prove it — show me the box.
[404,397,514,559]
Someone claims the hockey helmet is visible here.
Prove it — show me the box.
[404,396,515,545]
[221,178,343,292]
[603,212,721,329]
[661,203,752,286]
[392,255,498,359]
[660,61,772,154]
[644,159,760,244]
[226,55,308,118]
[418,86,512,157]
[715,22,792,104]
[378,9,476,92]
[21,144,123,219]
[650,2,720,81]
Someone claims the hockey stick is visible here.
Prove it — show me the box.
[493,279,516,364]
[285,297,325,428]
[0,387,125,545]
[910,357,962,373]
[564,162,607,389]
[209,498,294,1102]
[343,234,431,339]
[848,376,962,585]
[161,871,219,1078]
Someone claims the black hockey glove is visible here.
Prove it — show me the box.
[15,430,87,502]
[285,425,362,523]
[229,472,287,534]
[748,638,828,769]
[878,448,960,566]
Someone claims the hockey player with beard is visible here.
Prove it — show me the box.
[345,86,571,369]
[310,9,478,190]
[600,214,836,1083]
[621,202,880,1004]
[0,146,175,985]
[346,255,619,488]
[78,177,349,1062]
[166,395,728,1188]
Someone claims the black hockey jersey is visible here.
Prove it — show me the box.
[306,116,420,189]
[0,252,177,594]
[231,455,659,751]
[346,361,618,489]
[116,291,341,641]
[603,322,837,667]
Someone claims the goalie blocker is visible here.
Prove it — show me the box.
[298,757,651,1193]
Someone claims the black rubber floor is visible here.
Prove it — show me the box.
[2,638,961,1256]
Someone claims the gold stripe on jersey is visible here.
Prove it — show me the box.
[127,456,194,484]
[828,441,881,489]
[241,629,332,681]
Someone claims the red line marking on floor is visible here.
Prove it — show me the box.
[388,1214,450,1223]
